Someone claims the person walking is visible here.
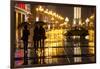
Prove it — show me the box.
[33,23,46,64]
[33,24,41,64]
[39,25,46,64]
[22,25,30,65]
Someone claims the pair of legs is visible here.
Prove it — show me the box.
[23,41,28,65]
[34,39,45,64]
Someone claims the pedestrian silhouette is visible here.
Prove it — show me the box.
[21,24,30,65]
[33,24,46,64]
[33,24,41,50]
[39,25,46,64]
[33,24,40,64]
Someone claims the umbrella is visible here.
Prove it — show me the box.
[18,22,31,29]
[34,21,46,26]
[65,27,89,36]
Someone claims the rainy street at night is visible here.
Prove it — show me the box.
[13,2,96,67]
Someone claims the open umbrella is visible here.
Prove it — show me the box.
[34,21,46,26]
[18,22,31,29]
[65,27,89,36]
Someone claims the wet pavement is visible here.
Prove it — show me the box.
[15,29,95,66]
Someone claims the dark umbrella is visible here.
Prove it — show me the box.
[18,22,31,29]
[34,21,46,26]
[65,27,89,36]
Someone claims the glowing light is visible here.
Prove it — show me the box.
[48,24,50,30]
[65,17,69,22]
[35,6,64,20]
[64,22,67,24]
[39,8,44,12]
[79,19,81,25]
[53,13,56,17]
[89,42,94,46]
[82,22,85,25]
[74,7,76,18]
[55,21,58,23]
[56,14,59,18]
[85,18,90,23]
[39,6,42,9]
[48,11,53,15]
[43,20,47,22]
[78,7,81,18]
[60,24,64,26]
[89,47,94,54]
[73,19,76,25]
[51,17,54,20]
[90,14,94,19]
[36,17,39,21]
[36,8,39,11]
[85,35,89,39]
[61,17,64,20]
[44,9,48,14]
[88,30,94,41]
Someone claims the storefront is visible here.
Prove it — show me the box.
[14,3,31,66]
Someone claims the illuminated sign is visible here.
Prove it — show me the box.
[18,3,25,10]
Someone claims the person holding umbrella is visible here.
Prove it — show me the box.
[39,25,46,64]
[33,24,40,64]
[33,21,46,64]
[21,24,30,65]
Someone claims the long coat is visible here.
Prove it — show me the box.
[33,26,46,41]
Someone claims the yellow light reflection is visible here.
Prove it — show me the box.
[88,29,95,54]
[89,42,94,47]
[36,8,39,11]
[44,29,65,63]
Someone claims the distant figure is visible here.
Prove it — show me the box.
[22,25,30,65]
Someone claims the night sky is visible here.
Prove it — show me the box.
[31,3,95,24]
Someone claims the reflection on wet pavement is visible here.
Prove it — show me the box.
[15,28,95,66]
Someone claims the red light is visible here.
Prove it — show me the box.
[18,3,25,10]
